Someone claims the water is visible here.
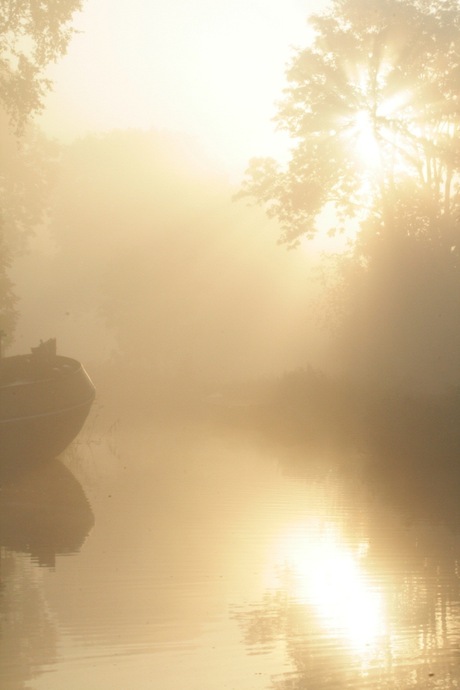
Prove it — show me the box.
[2,417,460,690]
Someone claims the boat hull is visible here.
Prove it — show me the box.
[0,354,95,462]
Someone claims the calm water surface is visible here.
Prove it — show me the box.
[2,419,460,690]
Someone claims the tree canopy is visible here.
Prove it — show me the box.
[241,0,460,250]
[240,0,460,390]
[0,0,82,132]
[0,0,82,339]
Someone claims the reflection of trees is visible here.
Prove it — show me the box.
[233,585,373,689]
[235,574,460,689]
[233,589,290,651]
[0,459,94,688]
[233,523,460,689]
[361,388,460,528]
[0,550,58,690]
[233,368,460,498]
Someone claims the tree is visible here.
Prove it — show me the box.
[0,0,82,340]
[241,0,460,249]
[240,0,460,390]
[0,0,82,132]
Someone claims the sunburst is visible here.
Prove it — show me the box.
[336,62,421,194]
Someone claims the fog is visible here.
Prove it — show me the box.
[3,3,460,689]
[0,0,459,574]
[9,128,331,398]
[4,0,459,407]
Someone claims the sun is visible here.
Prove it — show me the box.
[350,109,382,169]
[331,57,419,186]
[346,81,417,183]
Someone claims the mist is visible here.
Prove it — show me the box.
[3,2,460,689]
[9,128,331,405]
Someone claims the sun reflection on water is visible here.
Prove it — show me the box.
[272,522,386,654]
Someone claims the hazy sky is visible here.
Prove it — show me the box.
[40,0,327,178]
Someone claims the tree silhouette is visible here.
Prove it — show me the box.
[241,0,460,249]
[0,1,81,340]
[241,0,460,389]
[0,0,82,132]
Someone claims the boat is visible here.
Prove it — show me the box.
[0,338,96,462]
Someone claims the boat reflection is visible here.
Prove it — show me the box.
[0,457,94,567]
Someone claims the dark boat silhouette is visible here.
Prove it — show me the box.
[0,339,96,462]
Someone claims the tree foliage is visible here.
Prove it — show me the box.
[241,0,460,249]
[0,0,82,132]
[240,0,460,390]
[0,1,81,340]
